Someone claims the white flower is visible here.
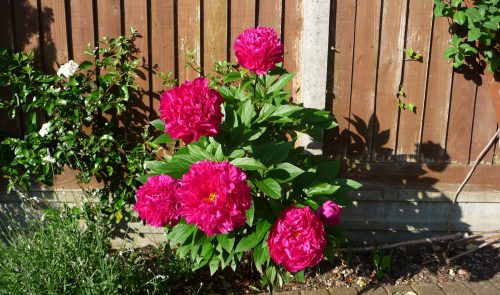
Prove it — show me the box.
[38,122,51,137]
[42,155,56,164]
[57,60,79,78]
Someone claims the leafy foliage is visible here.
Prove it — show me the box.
[434,0,499,72]
[145,62,360,286]
[0,29,155,221]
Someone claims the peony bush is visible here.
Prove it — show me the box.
[138,27,360,286]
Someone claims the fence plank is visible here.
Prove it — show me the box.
[40,0,68,72]
[419,16,453,163]
[283,0,303,103]
[446,71,476,164]
[12,0,41,62]
[330,0,356,160]
[372,0,408,161]
[203,0,227,72]
[0,0,22,137]
[69,0,94,63]
[258,0,282,35]
[347,0,382,161]
[396,0,434,162]
[470,79,497,164]
[150,0,175,118]
[229,0,255,63]
[97,0,121,39]
[124,0,150,124]
[177,0,201,82]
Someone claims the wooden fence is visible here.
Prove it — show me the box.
[0,0,499,189]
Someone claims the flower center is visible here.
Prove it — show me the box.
[204,192,217,203]
[292,230,301,238]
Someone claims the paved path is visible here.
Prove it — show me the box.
[264,277,500,295]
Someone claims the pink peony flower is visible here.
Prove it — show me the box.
[233,26,284,74]
[316,201,342,226]
[134,175,180,227]
[268,206,326,272]
[159,77,223,144]
[178,160,251,236]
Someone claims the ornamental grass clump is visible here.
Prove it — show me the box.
[138,26,359,286]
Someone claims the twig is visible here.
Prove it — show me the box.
[447,129,500,234]
[452,231,500,244]
[447,238,500,262]
[335,233,465,252]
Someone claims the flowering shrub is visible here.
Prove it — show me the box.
[0,29,154,221]
[139,26,360,286]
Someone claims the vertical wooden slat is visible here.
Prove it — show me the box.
[150,0,175,117]
[372,0,408,161]
[0,0,22,137]
[124,0,150,121]
[258,0,282,35]
[69,0,94,63]
[470,80,497,164]
[283,0,303,103]
[229,0,255,63]
[203,0,227,72]
[445,71,476,163]
[419,16,453,162]
[40,0,68,72]
[396,0,434,162]
[347,0,382,160]
[12,0,41,58]
[97,0,121,39]
[330,0,356,160]
[177,0,200,82]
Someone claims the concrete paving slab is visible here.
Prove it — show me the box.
[329,286,359,295]
[488,276,500,289]
[357,286,387,295]
[438,282,474,295]
[384,285,415,294]
[411,283,446,295]
[465,281,500,295]
[301,289,329,295]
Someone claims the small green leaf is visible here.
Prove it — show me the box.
[150,119,165,132]
[266,73,295,94]
[230,157,267,171]
[152,133,172,144]
[453,11,467,25]
[304,182,340,196]
[235,220,272,253]
[466,8,482,22]
[255,178,282,199]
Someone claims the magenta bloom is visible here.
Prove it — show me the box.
[233,26,284,74]
[317,201,342,226]
[268,206,326,272]
[159,77,223,144]
[134,175,180,227]
[178,160,251,236]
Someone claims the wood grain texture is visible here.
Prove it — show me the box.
[372,0,408,161]
[229,0,255,63]
[258,0,282,35]
[40,0,68,72]
[396,0,434,162]
[347,0,382,161]
[69,0,94,63]
[283,0,303,103]
[203,0,227,71]
[97,0,121,38]
[419,16,453,163]
[0,0,22,137]
[330,0,356,160]
[177,0,200,82]
[150,0,175,117]
[124,0,150,120]
[446,70,476,164]
[470,79,497,164]
[12,0,41,60]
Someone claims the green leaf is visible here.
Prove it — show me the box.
[304,182,340,196]
[78,60,93,70]
[270,105,302,118]
[222,72,241,83]
[451,0,462,7]
[246,202,255,227]
[466,8,482,22]
[240,99,255,126]
[235,220,272,253]
[316,160,341,182]
[209,257,220,275]
[230,157,267,171]
[294,270,305,283]
[150,119,165,132]
[404,48,414,59]
[217,234,235,253]
[255,178,282,199]
[152,133,172,144]
[433,1,446,17]
[453,11,467,25]
[267,162,305,183]
[266,73,295,94]
[144,160,169,173]
[253,244,270,273]
[483,20,499,30]
[444,47,459,59]
[188,144,213,160]
[253,141,293,166]
[167,224,197,246]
